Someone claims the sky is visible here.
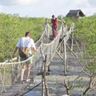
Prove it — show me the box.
[0,0,96,17]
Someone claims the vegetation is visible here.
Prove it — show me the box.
[65,16,96,74]
[1,13,96,74]
[75,17,96,55]
[0,13,45,61]
[65,16,96,55]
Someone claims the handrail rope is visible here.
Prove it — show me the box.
[0,23,50,65]
[41,25,62,46]
[35,23,50,45]
[39,22,68,63]
[49,23,65,58]
[0,24,59,65]
[0,23,74,66]
[0,56,33,65]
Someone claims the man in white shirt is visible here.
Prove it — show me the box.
[13,32,36,82]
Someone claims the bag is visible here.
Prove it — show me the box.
[19,49,28,59]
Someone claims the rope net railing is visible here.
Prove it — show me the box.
[0,23,51,94]
[0,22,73,95]
[0,22,61,94]
[36,23,52,47]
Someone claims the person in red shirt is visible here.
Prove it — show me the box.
[51,15,58,38]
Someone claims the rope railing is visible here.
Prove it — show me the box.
[35,23,51,47]
[41,28,62,64]
[0,23,51,94]
[0,21,74,95]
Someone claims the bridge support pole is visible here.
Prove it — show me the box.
[42,74,45,96]
[71,33,74,51]
[56,38,67,75]
[64,39,67,75]
[42,55,50,96]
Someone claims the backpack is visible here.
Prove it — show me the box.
[19,48,28,59]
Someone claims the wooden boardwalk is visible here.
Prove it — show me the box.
[23,52,96,96]
[1,51,96,96]
[1,42,96,96]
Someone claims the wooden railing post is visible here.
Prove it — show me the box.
[42,55,50,96]
[70,33,74,51]
[64,39,67,75]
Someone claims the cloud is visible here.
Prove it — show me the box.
[65,0,90,9]
[16,0,41,5]
[0,0,41,6]
[0,5,3,11]
[88,0,96,7]
[0,0,96,17]
[0,0,16,6]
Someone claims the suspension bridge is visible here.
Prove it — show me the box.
[0,21,96,96]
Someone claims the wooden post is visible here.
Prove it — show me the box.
[71,33,73,51]
[42,73,45,96]
[61,40,64,53]
[64,39,67,75]
[44,55,49,96]
[42,55,49,96]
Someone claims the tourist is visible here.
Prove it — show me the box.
[13,32,37,83]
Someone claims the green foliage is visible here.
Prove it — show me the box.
[65,16,96,74]
[65,16,96,55]
[0,13,45,61]
[86,60,96,74]
[64,17,76,27]
[74,16,96,56]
